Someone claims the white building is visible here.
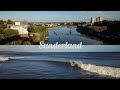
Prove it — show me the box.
[96,17,103,22]
[45,23,56,27]
[7,21,28,37]
[91,17,95,24]
[15,22,21,25]
[91,16,103,25]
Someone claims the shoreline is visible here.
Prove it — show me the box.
[77,26,120,44]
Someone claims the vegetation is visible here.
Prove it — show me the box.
[0,28,32,45]
[7,19,14,24]
[93,20,120,35]
[28,25,46,33]
[28,24,46,44]
[0,19,31,45]
[77,20,120,43]
[0,28,18,38]
[0,33,5,39]
[0,19,46,45]
[0,20,7,29]
[22,40,31,45]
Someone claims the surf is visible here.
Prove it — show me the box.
[70,60,120,78]
[0,56,10,61]
[0,56,30,62]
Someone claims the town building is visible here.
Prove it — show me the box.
[45,23,57,27]
[90,16,103,25]
[7,21,28,37]
[91,17,95,24]
[96,17,103,22]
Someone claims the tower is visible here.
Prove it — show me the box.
[91,17,95,24]
[96,17,103,22]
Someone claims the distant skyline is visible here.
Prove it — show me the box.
[0,11,120,22]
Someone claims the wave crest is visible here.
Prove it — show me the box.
[70,60,120,78]
[0,56,30,61]
[0,56,10,61]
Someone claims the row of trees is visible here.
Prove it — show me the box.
[0,19,14,29]
[0,19,14,24]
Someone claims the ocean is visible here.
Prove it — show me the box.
[0,52,120,79]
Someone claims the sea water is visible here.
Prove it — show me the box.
[0,52,120,79]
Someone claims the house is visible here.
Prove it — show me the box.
[7,21,28,37]
[45,23,54,27]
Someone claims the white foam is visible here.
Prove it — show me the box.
[70,60,120,78]
[0,56,10,61]
[0,56,30,61]
[9,56,30,59]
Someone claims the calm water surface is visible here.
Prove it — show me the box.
[44,26,105,45]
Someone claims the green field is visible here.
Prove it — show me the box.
[28,25,47,44]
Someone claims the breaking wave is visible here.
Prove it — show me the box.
[70,60,120,78]
[0,56,30,62]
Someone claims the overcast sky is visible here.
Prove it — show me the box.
[0,11,120,22]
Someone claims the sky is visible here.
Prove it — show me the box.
[0,11,120,22]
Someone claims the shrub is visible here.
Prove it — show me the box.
[22,41,31,45]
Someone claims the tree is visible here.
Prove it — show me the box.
[1,24,7,29]
[0,20,4,24]
[0,20,6,29]
[28,26,35,32]
[7,19,14,24]
[0,34,5,39]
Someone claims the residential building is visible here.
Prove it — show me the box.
[96,17,103,22]
[45,23,57,27]
[7,21,28,37]
[91,17,95,24]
